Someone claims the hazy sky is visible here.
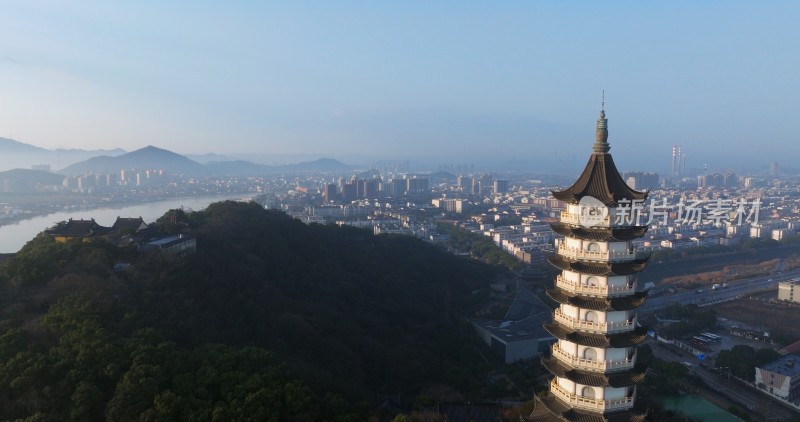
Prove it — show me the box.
[0,1,797,170]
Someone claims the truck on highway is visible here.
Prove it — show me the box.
[712,283,721,290]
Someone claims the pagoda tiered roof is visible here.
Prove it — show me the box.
[547,255,649,276]
[551,106,647,208]
[541,357,646,387]
[543,323,648,348]
[534,395,646,422]
[549,222,649,242]
[552,153,648,207]
[546,289,648,311]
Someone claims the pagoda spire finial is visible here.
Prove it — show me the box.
[594,91,610,153]
[601,90,605,112]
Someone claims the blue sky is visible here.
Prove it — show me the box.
[0,1,797,171]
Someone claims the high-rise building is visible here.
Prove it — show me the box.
[361,179,381,198]
[384,178,406,197]
[432,198,464,213]
[771,161,779,176]
[697,173,737,188]
[323,183,338,203]
[723,173,738,188]
[622,172,659,190]
[493,179,509,194]
[340,178,357,202]
[535,107,648,421]
[480,174,493,192]
[405,176,429,195]
[471,179,481,195]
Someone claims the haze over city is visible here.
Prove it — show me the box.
[7,3,800,421]
[0,1,798,172]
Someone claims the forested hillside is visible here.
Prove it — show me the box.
[0,201,501,420]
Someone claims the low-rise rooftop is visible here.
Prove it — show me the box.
[761,354,800,377]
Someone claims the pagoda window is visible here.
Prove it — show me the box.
[586,242,600,252]
[606,348,626,361]
[605,387,627,400]
[584,310,598,323]
[581,386,596,399]
[606,311,629,323]
[585,276,599,287]
[583,347,597,361]
[607,276,627,288]
[608,241,631,253]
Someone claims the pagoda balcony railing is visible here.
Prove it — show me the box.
[553,309,635,334]
[557,245,637,262]
[555,275,635,298]
[551,343,636,372]
[549,379,635,412]
[559,211,611,227]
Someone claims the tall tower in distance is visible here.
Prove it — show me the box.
[533,103,649,422]
[680,151,686,177]
[671,145,686,179]
[671,145,678,177]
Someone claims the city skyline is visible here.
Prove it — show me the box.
[0,2,797,170]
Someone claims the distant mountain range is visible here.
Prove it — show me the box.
[0,137,49,154]
[0,137,357,177]
[60,146,208,176]
[59,145,356,176]
[0,168,66,186]
[0,137,126,172]
[185,153,234,164]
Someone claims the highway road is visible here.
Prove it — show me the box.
[639,269,800,313]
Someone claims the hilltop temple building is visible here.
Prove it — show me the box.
[532,106,650,421]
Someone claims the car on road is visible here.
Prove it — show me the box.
[681,361,694,367]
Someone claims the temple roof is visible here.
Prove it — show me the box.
[549,222,648,242]
[541,357,646,387]
[547,289,648,311]
[111,217,148,233]
[47,218,111,238]
[552,110,647,207]
[544,323,648,348]
[547,255,649,276]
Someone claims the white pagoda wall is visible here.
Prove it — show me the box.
[561,270,630,288]
[562,237,629,253]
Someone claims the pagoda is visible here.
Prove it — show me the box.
[534,103,649,422]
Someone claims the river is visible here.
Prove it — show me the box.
[0,194,247,253]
